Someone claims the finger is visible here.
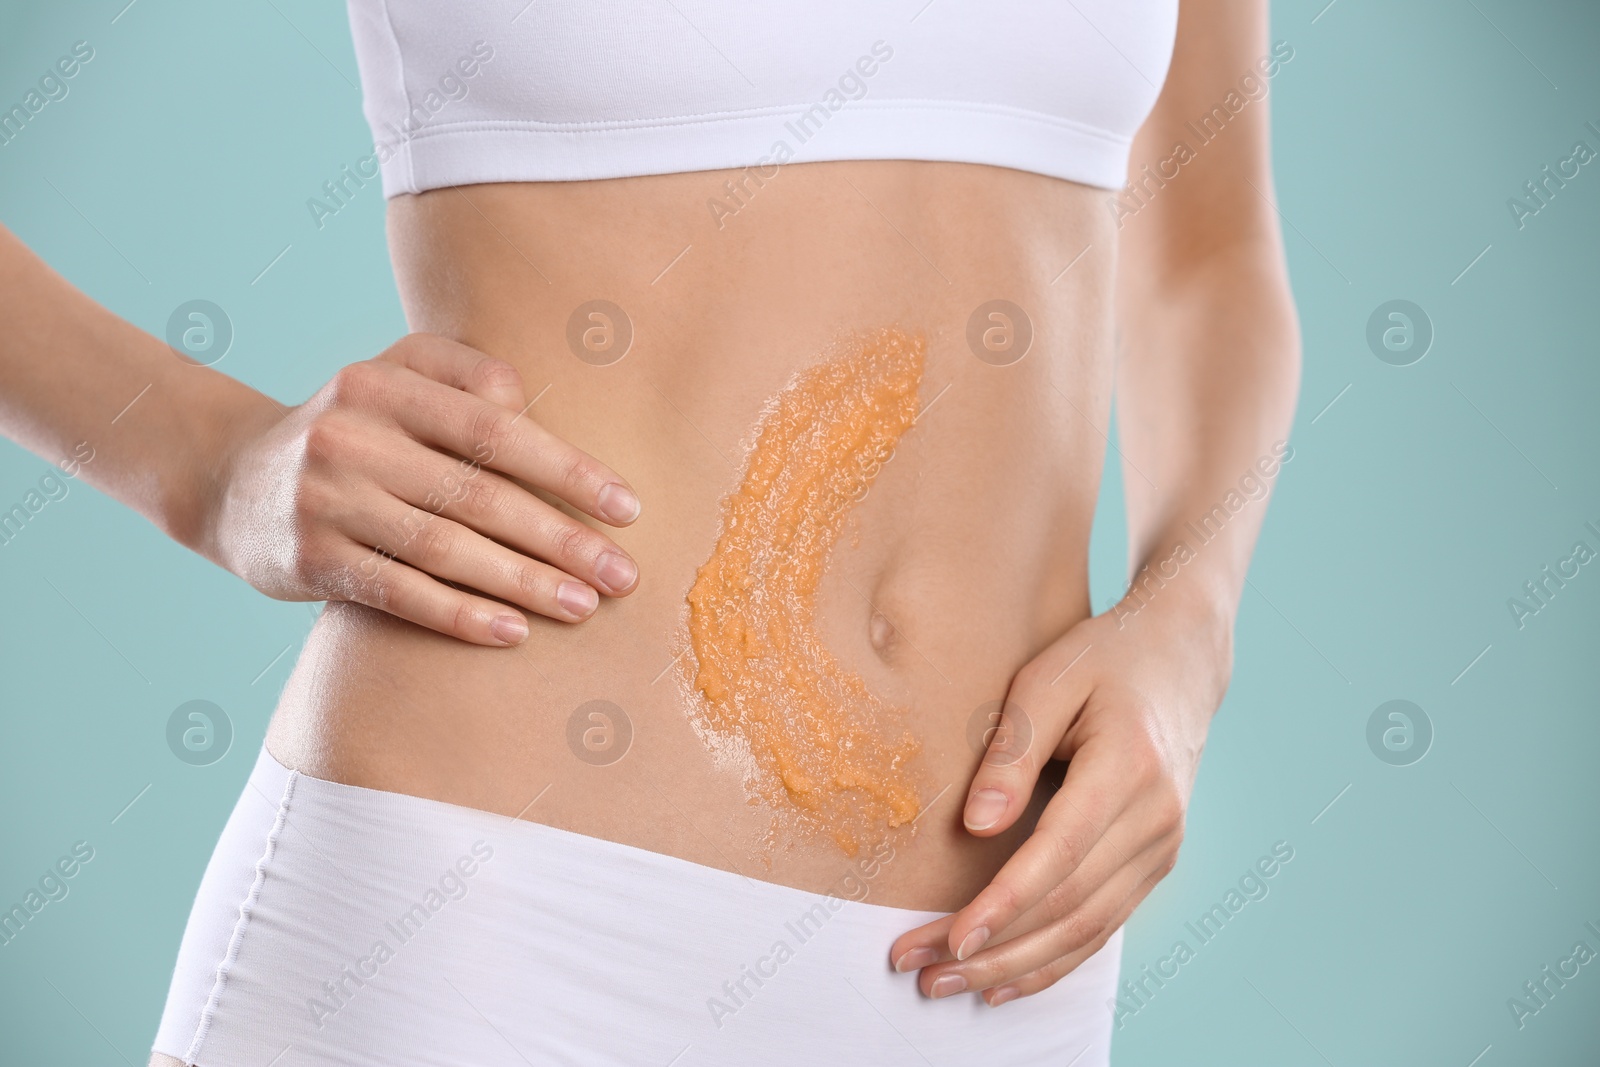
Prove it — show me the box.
[322,539,532,647]
[962,698,1049,837]
[990,774,1180,932]
[890,914,955,974]
[962,640,1094,836]
[377,333,529,411]
[947,734,1136,962]
[340,491,605,624]
[892,877,1080,973]
[325,355,642,528]
[981,874,1153,1007]
[391,376,643,528]
[919,834,1173,999]
[893,902,1062,976]
[369,439,638,598]
[891,806,1170,973]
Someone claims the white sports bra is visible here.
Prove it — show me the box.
[346,0,1178,197]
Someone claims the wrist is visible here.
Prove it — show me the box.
[1113,551,1236,627]
[1110,561,1237,692]
[157,368,283,561]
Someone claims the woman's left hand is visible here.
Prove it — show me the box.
[888,589,1234,1005]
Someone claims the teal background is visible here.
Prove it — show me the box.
[1,1,1596,1064]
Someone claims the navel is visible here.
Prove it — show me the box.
[868,610,896,655]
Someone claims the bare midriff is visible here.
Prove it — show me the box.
[267,160,1115,911]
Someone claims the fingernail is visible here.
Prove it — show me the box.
[491,613,528,644]
[597,482,641,524]
[929,974,967,999]
[595,551,638,593]
[556,581,598,617]
[964,788,1008,831]
[894,947,939,973]
[989,985,1020,1007]
[955,926,989,961]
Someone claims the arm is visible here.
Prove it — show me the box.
[1113,3,1300,641]
[0,223,268,553]
[890,0,1301,1004]
[0,223,643,643]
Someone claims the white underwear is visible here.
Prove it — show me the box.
[155,746,1123,1066]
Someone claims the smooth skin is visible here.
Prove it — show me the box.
[0,1,1295,1056]
[889,0,1300,1005]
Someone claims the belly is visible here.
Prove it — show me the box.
[267,160,1115,910]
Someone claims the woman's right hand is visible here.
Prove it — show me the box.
[202,333,641,646]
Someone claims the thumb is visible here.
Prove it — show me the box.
[963,644,1095,837]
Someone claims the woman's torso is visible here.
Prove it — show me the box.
[267,159,1116,911]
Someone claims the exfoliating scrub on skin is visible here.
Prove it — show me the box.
[685,327,928,855]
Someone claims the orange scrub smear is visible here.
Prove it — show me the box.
[685,327,926,856]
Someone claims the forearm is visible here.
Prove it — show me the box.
[1113,238,1301,631]
[0,223,278,555]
